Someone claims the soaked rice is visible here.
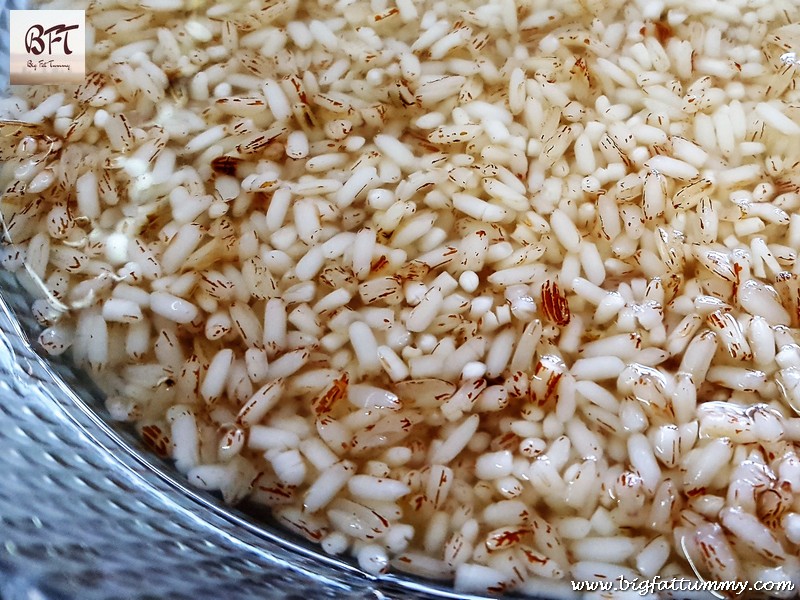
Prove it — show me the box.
[4,0,800,596]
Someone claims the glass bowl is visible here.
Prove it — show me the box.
[8,1,797,598]
[0,2,500,598]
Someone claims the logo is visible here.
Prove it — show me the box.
[9,10,85,84]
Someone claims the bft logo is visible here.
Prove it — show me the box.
[9,10,86,84]
[25,23,80,56]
